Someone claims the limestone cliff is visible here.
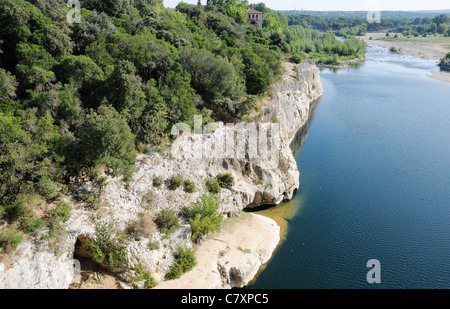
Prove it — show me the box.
[0,61,323,289]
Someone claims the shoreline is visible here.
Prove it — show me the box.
[358,32,450,84]
[154,213,280,289]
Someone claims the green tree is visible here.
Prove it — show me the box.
[0,69,18,102]
[179,48,241,102]
[433,14,449,26]
[158,66,196,124]
[105,60,147,126]
[137,80,169,145]
[78,106,136,179]
[0,111,61,204]
[241,48,272,95]
[54,55,105,108]
[183,193,222,242]
[71,11,118,54]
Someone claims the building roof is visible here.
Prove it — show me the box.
[247,8,263,14]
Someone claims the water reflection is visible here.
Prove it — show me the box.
[291,97,322,158]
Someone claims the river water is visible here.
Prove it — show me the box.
[249,45,450,289]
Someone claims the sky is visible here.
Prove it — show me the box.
[163,0,450,11]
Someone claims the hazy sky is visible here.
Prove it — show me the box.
[163,0,450,11]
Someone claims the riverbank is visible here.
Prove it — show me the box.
[155,213,280,289]
[359,32,450,83]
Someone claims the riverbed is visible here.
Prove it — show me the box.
[249,45,450,289]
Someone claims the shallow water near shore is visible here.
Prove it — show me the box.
[249,45,450,289]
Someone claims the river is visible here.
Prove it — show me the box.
[249,45,450,289]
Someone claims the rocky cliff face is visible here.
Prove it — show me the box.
[0,61,323,289]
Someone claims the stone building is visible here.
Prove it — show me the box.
[246,9,263,29]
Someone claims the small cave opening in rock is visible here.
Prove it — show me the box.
[71,235,119,289]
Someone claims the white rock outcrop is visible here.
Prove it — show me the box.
[0,61,323,289]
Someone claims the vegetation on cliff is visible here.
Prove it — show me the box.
[0,0,365,253]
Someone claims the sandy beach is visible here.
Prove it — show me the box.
[359,33,450,83]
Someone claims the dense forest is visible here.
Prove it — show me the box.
[0,0,367,251]
[287,12,450,38]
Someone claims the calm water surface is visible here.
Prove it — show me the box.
[249,45,450,289]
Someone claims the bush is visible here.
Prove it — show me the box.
[0,226,23,251]
[216,173,234,190]
[3,196,45,235]
[37,176,59,200]
[78,189,101,210]
[78,106,136,180]
[154,209,180,234]
[148,240,160,250]
[168,175,184,190]
[183,193,222,242]
[4,199,26,223]
[141,191,156,209]
[205,178,221,194]
[20,214,45,234]
[48,201,72,222]
[184,180,196,193]
[440,52,450,65]
[165,246,196,280]
[290,53,304,64]
[126,214,157,240]
[153,176,164,187]
[85,220,128,269]
[132,263,157,289]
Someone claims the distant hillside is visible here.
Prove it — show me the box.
[280,10,449,19]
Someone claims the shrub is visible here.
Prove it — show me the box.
[153,176,164,187]
[37,176,59,200]
[184,180,196,193]
[205,178,221,194]
[4,199,26,223]
[216,173,234,190]
[141,191,156,209]
[183,193,222,242]
[165,246,196,280]
[48,201,72,222]
[3,196,45,235]
[440,52,450,65]
[0,226,23,251]
[168,175,184,190]
[290,53,304,64]
[126,214,157,240]
[154,209,180,234]
[84,220,128,269]
[132,263,157,289]
[78,190,101,210]
[148,240,160,250]
[20,215,45,234]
